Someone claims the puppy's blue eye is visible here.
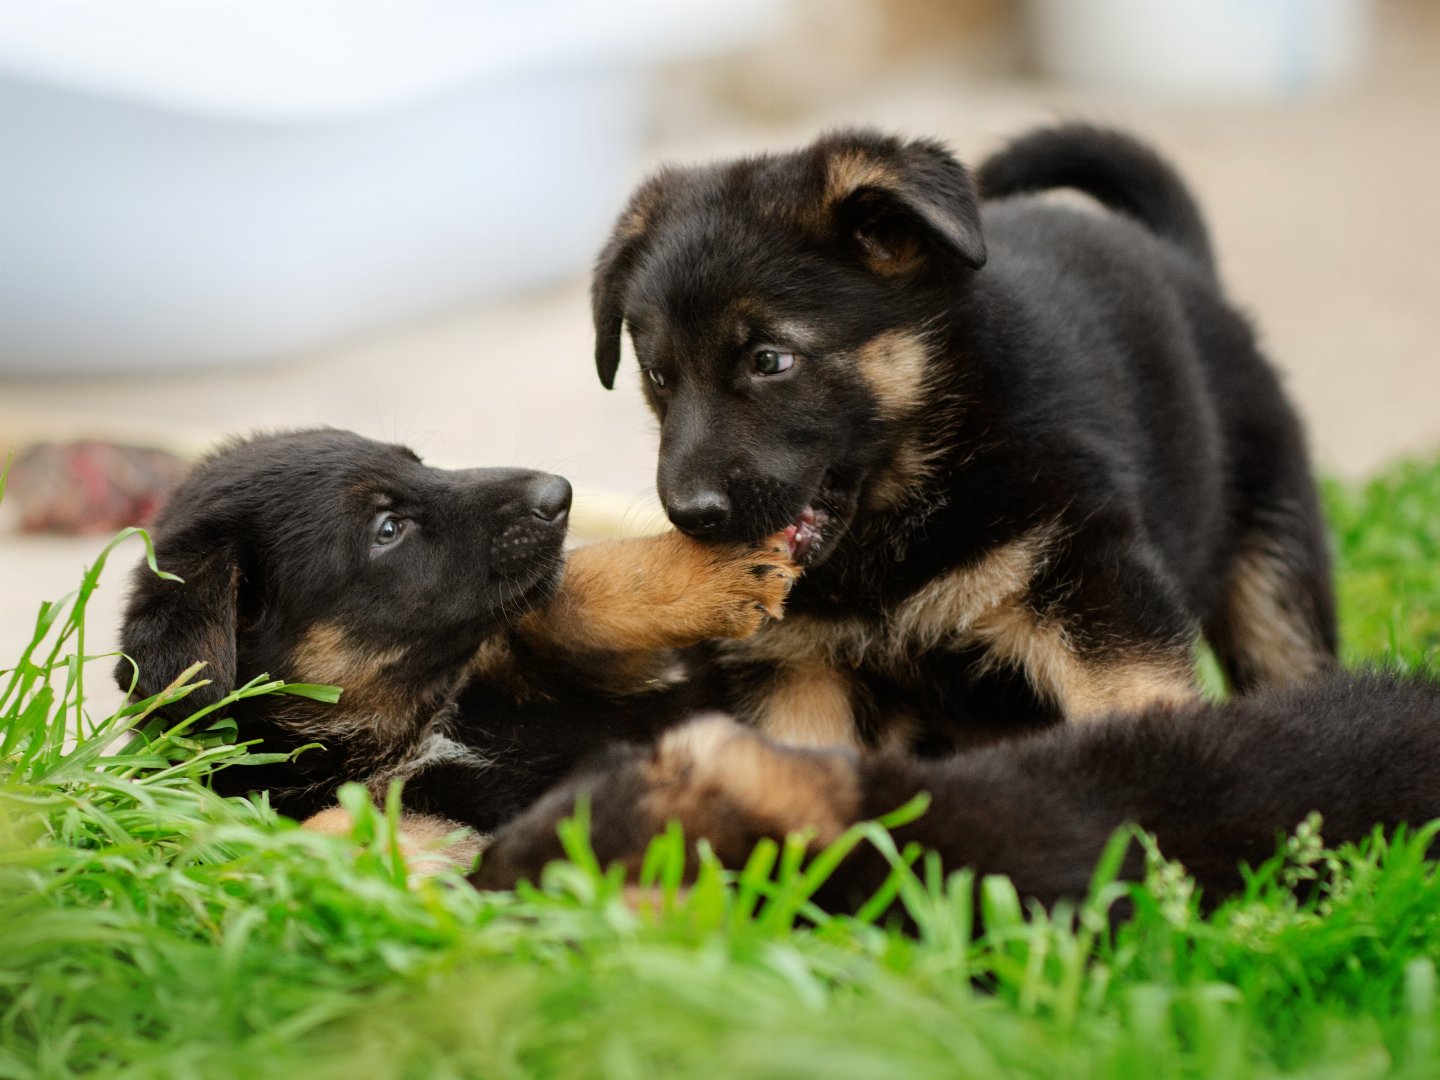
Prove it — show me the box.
[753,349,796,376]
[372,514,406,549]
[646,368,667,389]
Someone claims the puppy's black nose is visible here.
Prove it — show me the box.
[529,476,572,522]
[667,490,730,535]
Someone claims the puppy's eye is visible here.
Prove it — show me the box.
[753,348,797,376]
[372,513,407,550]
[646,368,667,389]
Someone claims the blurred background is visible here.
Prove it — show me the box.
[2,0,1437,712]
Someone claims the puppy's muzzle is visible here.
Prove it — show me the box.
[489,473,571,580]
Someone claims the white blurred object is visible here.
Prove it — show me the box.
[0,0,781,374]
[1028,0,1373,100]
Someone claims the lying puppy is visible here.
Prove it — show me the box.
[115,429,796,834]
[590,124,1335,749]
[475,671,1440,911]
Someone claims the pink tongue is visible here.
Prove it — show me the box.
[784,507,821,558]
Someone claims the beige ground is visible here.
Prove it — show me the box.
[3,2,1437,719]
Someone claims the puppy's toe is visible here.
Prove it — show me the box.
[737,534,801,618]
[682,534,800,639]
[722,572,793,631]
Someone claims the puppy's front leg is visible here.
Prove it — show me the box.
[518,531,799,659]
[981,538,1200,722]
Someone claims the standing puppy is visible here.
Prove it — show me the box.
[591,125,1335,749]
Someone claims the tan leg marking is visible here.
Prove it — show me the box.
[645,716,861,846]
[889,528,1053,653]
[1219,545,1332,687]
[1047,656,1197,721]
[750,661,860,750]
[889,527,1197,719]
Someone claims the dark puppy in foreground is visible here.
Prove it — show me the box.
[592,124,1335,749]
[115,429,796,839]
[476,672,1440,911]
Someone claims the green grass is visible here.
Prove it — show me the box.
[3,455,1439,1079]
[1325,459,1440,667]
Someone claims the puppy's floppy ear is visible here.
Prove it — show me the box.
[820,133,987,275]
[592,233,641,392]
[592,170,676,390]
[114,540,241,713]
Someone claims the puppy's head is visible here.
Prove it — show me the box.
[592,130,986,566]
[114,429,571,725]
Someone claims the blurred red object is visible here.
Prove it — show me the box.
[6,441,189,535]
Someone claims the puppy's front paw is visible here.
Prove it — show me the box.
[692,532,800,640]
[472,716,860,891]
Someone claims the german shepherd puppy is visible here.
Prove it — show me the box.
[474,671,1440,913]
[114,429,797,836]
[590,124,1335,750]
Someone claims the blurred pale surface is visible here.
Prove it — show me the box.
[3,0,1437,720]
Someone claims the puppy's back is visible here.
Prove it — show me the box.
[855,671,1440,907]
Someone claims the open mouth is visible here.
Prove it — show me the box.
[783,505,829,562]
[775,466,865,567]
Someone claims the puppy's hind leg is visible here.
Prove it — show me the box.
[1200,317,1337,692]
[1208,506,1337,692]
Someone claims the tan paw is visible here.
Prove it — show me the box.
[472,715,861,891]
[693,532,800,639]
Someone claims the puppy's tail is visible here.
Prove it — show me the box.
[977,124,1215,276]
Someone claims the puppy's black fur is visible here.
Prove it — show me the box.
[475,670,1440,913]
[115,429,792,832]
[591,125,1336,747]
